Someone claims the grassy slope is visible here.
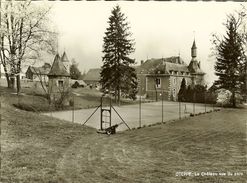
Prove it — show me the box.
[1,94,246,182]
[56,108,247,183]
[1,101,95,183]
[0,86,138,112]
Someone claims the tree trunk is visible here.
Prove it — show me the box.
[115,88,117,104]
[16,74,20,94]
[232,91,236,107]
[4,73,11,88]
[118,88,120,106]
[9,76,15,89]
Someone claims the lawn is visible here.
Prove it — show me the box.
[0,86,138,112]
[1,93,246,182]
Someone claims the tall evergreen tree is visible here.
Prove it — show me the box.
[70,59,81,80]
[100,5,137,103]
[178,78,187,102]
[213,13,246,107]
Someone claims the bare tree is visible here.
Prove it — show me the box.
[32,67,52,103]
[0,0,56,93]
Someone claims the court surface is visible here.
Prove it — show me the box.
[45,101,217,131]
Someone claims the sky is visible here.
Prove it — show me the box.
[41,1,245,86]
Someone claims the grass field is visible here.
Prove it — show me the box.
[0,86,138,112]
[1,91,246,182]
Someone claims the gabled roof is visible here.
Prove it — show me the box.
[84,68,101,81]
[69,79,86,86]
[61,52,69,63]
[48,54,70,77]
[27,66,50,75]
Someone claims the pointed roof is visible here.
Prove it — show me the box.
[188,60,204,75]
[191,39,197,49]
[48,54,70,77]
[61,51,69,63]
[84,68,101,82]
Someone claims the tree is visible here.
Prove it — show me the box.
[178,78,187,102]
[70,59,81,80]
[212,9,246,107]
[0,0,56,93]
[193,84,207,103]
[32,67,52,103]
[100,5,137,103]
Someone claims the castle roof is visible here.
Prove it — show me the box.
[188,60,204,75]
[48,54,70,77]
[192,40,197,49]
[136,56,189,75]
[28,66,50,75]
[61,51,69,63]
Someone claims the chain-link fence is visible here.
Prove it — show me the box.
[14,90,219,132]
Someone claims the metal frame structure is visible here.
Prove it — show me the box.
[83,94,130,134]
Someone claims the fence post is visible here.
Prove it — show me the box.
[50,102,52,117]
[161,91,163,123]
[72,95,74,123]
[193,92,195,115]
[179,101,181,119]
[139,93,142,128]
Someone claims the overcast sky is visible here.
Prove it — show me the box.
[45,1,245,86]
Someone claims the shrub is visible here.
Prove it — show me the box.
[69,99,74,106]
[13,103,37,112]
[72,81,79,88]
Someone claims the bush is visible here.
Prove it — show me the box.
[72,81,79,88]
[69,99,74,106]
[13,103,37,112]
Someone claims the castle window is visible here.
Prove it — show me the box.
[173,88,176,96]
[155,78,161,88]
[58,80,64,87]
[173,78,176,85]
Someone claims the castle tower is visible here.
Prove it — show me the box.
[61,51,70,74]
[191,39,197,59]
[188,39,205,86]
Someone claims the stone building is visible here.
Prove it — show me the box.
[136,40,205,101]
[26,63,51,81]
[48,54,70,105]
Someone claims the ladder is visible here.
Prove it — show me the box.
[100,96,112,130]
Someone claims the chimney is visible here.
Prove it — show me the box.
[198,61,200,68]
[177,56,181,64]
[141,60,144,65]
